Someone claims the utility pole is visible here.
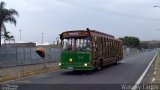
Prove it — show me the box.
[42,32,44,44]
[19,30,22,42]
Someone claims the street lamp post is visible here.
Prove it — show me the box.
[56,37,59,45]
[42,32,44,44]
[19,30,22,42]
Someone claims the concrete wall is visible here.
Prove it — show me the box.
[2,43,36,48]
[0,47,61,68]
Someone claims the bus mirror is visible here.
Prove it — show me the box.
[36,47,45,58]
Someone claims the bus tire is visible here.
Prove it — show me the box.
[114,57,119,65]
[96,61,102,70]
[114,59,118,65]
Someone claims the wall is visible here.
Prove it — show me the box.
[0,47,61,68]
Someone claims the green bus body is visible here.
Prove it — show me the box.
[60,51,94,70]
[59,29,123,71]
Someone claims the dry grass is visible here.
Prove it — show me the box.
[0,66,59,83]
[154,50,160,84]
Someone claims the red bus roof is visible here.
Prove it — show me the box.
[60,29,121,42]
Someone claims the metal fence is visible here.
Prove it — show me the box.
[0,47,61,68]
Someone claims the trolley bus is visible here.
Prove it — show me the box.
[59,28,123,70]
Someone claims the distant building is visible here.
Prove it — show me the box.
[141,40,160,44]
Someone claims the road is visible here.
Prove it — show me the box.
[4,51,157,90]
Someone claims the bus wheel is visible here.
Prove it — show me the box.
[97,61,102,70]
[114,58,119,65]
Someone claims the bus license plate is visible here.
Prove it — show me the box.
[68,67,73,69]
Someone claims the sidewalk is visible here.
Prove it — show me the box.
[0,62,59,83]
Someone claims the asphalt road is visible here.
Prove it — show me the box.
[4,51,157,90]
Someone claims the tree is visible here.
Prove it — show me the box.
[0,1,18,47]
[2,31,15,44]
[2,31,10,44]
[8,35,15,43]
[122,36,140,48]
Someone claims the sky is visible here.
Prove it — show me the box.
[2,0,160,44]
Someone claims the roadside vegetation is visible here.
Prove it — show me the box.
[0,1,18,47]
[2,31,15,44]
[0,64,59,83]
[121,36,140,47]
[120,36,140,48]
[154,50,160,84]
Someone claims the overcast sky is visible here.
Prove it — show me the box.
[2,0,160,43]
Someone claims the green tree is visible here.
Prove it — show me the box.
[8,35,15,43]
[2,31,15,44]
[2,31,9,44]
[122,36,140,48]
[0,1,18,47]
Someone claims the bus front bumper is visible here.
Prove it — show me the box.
[60,63,94,70]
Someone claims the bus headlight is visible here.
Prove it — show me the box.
[84,63,87,67]
[69,58,72,62]
[59,63,61,66]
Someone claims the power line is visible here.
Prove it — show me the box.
[57,0,160,21]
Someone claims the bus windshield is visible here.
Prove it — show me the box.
[62,37,92,51]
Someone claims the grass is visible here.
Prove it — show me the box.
[0,66,59,83]
[154,50,160,84]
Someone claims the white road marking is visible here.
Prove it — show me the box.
[154,71,156,75]
[131,52,158,90]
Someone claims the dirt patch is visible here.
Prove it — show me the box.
[0,63,60,83]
